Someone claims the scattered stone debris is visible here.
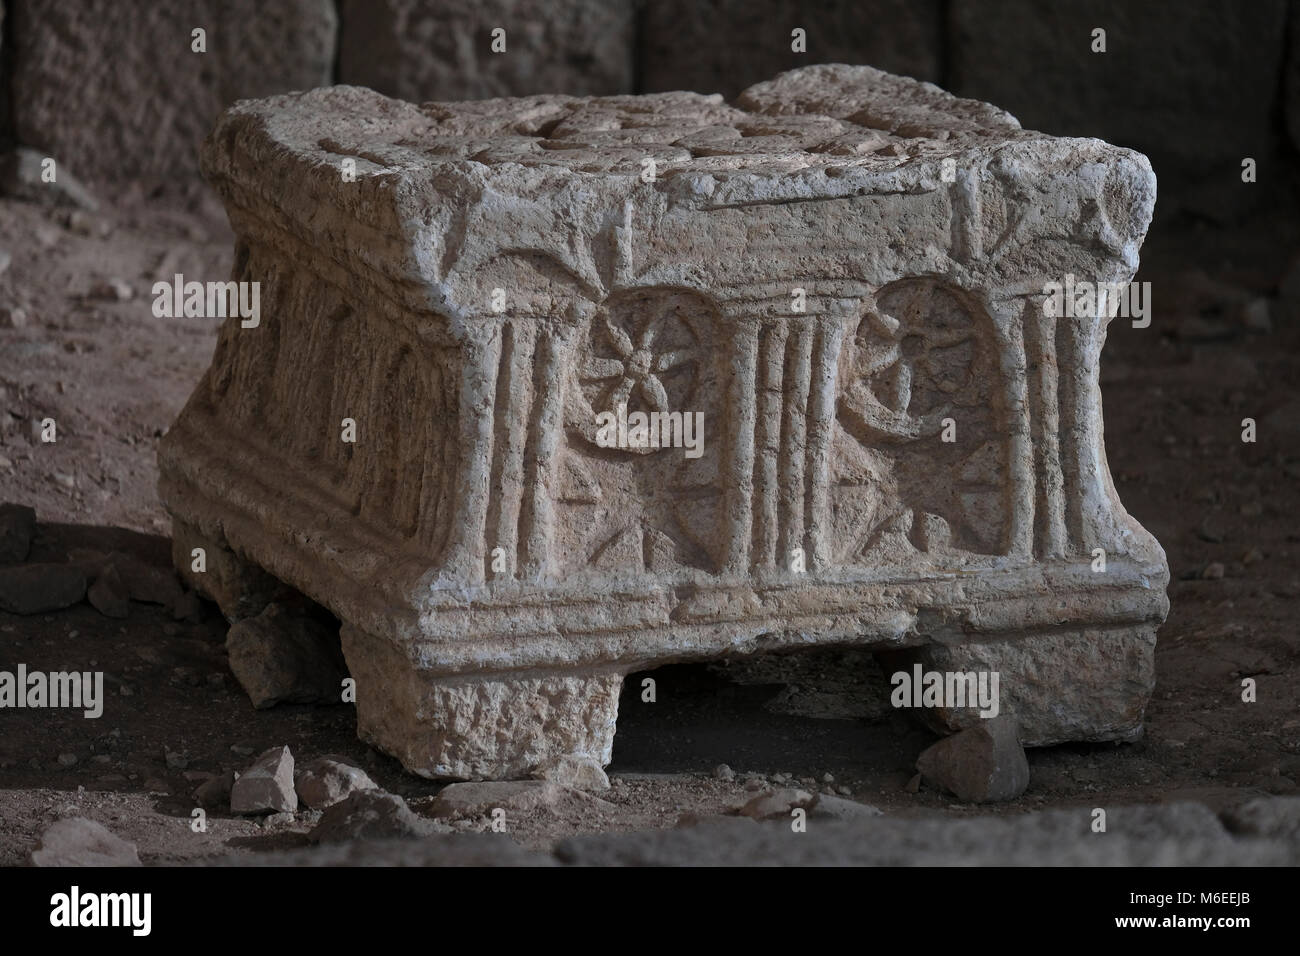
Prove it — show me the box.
[87,278,134,302]
[531,753,610,792]
[916,716,1031,804]
[295,756,378,809]
[86,562,130,618]
[0,563,86,614]
[429,780,607,820]
[736,788,816,820]
[1220,796,1300,840]
[230,746,297,814]
[31,818,141,867]
[808,794,884,822]
[310,790,449,844]
[194,771,237,808]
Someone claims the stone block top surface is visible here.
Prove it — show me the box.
[203,65,1155,328]
[215,63,1027,185]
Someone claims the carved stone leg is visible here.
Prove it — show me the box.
[341,625,623,780]
[878,624,1158,746]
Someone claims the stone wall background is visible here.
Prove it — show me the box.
[0,0,1296,215]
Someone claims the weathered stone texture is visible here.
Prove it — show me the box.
[338,0,635,102]
[31,817,141,867]
[641,0,942,99]
[10,0,336,184]
[915,715,1030,803]
[950,0,1289,207]
[880,625,1159,746]
[1288,4,1300,153]
[0,1,9,146]
[161,65,1167,779]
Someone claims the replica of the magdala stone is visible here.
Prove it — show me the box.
[159,65,1169,779]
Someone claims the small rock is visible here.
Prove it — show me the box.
[916,715,1030,804]
[225,602,348,708]
[115,556,182,606]
[531,753,610,791]
[0,250,10,276]
[1238,297,1272,333]
[295,757,378,809]
[905,772,923,794]
[0,307,27,329]
[1220,796,1300,839]
[737,788,815,820]
[0,503,37,564]
[809,794,883,821]
[172,589,203,622]
[87,563,130,618]
[164,749,188,771]
[194,771,236,808]
[57,753,78,767]
[88,278,134,302]
[430,780,602,819]
[31,818,139,867]
[821,772,834,784]
[0,148,100,210]
[230,746,297,814]
[1202,561,1226,580]
[311,790,448,844]
[0,563,87,614]
[230,744,255,757]
[714,763,736,782]
[261,811,296,827]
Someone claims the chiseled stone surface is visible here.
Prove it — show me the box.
[160,65,1167,779]
[10,0,336,184]
[882,625,1159,746]
[338,0,634,102]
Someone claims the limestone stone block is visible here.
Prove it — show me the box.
[159,65,1169,780]
[338,0,635,103]
[10,0,336,185]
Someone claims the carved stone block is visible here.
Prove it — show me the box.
[159,65,1168,779]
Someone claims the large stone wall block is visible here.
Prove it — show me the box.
[159,65,1169,778]
[640,0,942,99]
[11,0,336,185]
[339,0,635,102]
[950,0,1289,210]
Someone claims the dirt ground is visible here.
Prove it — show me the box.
[1,188,1298,864]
